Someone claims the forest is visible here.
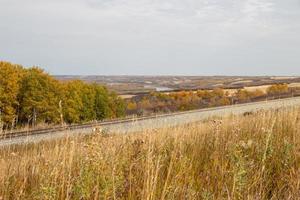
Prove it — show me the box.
[0,61,125,129]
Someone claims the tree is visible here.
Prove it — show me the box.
[18,68,61,125]
[0,85,3,109]
[236,89,250,102]
[0,61,24,127]
[93,84,111,120]
[0,61,127,128]
[0,85,3,131]
[109,92,126,118]
[62,80,84,124]
[138,98,152,110]
[267,84,289,96]
[127,101,137,111]
[212,88,224,97]
[250,89,265,98]
[80,84,96,121]
[218,97,231,105]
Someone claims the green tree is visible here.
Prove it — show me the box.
[80,84,96,121]
[109,92,126,118]
[93,84,111,120]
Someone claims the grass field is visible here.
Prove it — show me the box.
[1,108,300,199]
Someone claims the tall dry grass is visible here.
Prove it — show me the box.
[0,108,300,199]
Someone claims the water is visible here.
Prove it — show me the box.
[155,86,173,92]
[144,85,173,92]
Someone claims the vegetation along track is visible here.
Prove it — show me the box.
[1,96,300,146]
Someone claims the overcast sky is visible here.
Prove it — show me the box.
[0,0,299,75]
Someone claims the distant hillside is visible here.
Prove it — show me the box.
[55,75,300,94]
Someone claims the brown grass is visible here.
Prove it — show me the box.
[1,108,300,199]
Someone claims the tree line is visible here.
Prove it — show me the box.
[0,61,125,129]
[126,83,296,115]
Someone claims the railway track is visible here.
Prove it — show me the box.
[0,106,224,140]
[1,96,300,144]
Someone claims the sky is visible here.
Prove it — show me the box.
[0,0,300,76]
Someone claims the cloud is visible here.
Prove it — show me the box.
[241,0,274,22]
[0,0,299,75]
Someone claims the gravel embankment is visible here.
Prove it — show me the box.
[1,97,300,146]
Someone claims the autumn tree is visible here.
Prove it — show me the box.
[212,88,224,97]
[18,68,61,125]
[0,85,3,130]
[62,81,125,122]
[0,62,24,127]
[127,101,137,111]
[236,89,250,102]
[250,89,265,98]
[0,85,3,109]
[0,61,127,128]
[267,84,289,96]
[62,80,85,123]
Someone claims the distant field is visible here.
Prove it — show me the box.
[1,107,300,199]
[239,83,299,94]
[56,75,300,95]
[244,85,272,93]
[289,82,300,88]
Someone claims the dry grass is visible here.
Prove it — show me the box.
[289,83,300,88]
[1,108,300,199]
